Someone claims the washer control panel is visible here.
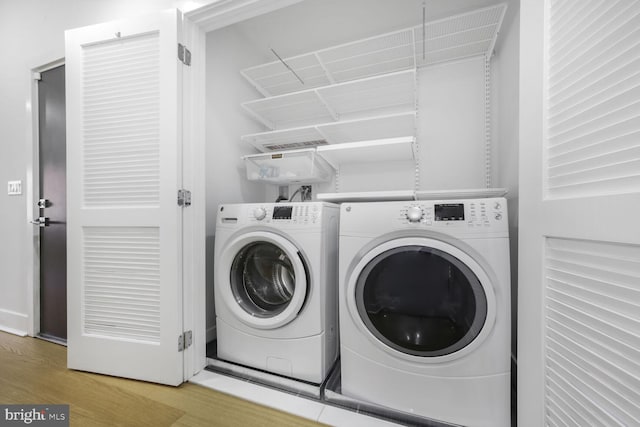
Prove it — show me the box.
[249,204,321,224]
[396,199,506,229]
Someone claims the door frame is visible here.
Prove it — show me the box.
[26,57,66,338]
[24,0,307,380]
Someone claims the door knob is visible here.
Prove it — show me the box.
[30,217,50,227]
[38,199,51,209]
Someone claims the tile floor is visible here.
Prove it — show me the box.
[190,369,402,426]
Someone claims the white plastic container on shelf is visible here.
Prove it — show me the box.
[243,148,333,184]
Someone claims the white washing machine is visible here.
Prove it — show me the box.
[339,198,510,427]
[214,202,339,384]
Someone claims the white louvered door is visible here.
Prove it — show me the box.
[519,1,640,426]
[65,10,186,385]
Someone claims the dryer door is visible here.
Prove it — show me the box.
[347,237,496,361]
[218,231,308,329]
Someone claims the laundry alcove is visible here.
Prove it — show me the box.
[201,0,520,364]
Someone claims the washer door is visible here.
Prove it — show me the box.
[218,231,308,329]
[347,237,496,361]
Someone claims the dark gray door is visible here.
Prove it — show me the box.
[38,65,67,341]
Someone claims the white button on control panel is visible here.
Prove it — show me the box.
[253,207,267,220]
[406,206,423,222]
[398,204,434,226]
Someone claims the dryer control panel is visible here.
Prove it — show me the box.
[394,198,507,230]
[341,198,508,238]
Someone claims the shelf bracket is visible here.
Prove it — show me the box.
[314,52,336,85]
[484,55,492,188]
[240,69,271,97]
[315,126,334,145]
[422,1,426,61]
[314,90,339,121]
[271,47,304,85]
[241,103,276,130]
[413,68,420,192]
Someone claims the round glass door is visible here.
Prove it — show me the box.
[355,245,487,357]
[230,241,298,318]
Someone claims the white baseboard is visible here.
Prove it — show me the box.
[0,309,29,336]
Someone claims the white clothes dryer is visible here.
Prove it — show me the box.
[214,202,339,384]
[339,198,510,427]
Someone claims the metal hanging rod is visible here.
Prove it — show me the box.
[270,47,305,85]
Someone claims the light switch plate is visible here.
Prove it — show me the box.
[7,180,22,195]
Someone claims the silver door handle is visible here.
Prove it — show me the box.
[30,217,50,227]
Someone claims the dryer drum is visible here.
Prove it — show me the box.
[230,241,296,317]
[355,245,487,357]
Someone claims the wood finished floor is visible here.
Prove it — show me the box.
[0,331,325,426]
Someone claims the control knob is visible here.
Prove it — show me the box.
[253,207,267,220]
[406,206,423,223]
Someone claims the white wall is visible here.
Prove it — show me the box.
[0,0,216,335]
[419,57,487,190]
[205,26,268,227]
[204,26,268,339]
[493,2,520,358]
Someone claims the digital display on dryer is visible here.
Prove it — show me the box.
[272,206,293,219]
[435,204,465,221]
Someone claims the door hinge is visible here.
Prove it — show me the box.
[177,189,191,207]
[178,43,191,66]
[178,330,192,352]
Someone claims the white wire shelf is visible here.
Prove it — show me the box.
[317,137,416,169]
[317,190,416,203]
[241,136,415,185]
[241,112,416,152]
[241,69,416,130]
[414,188,507,200]
[240,4,507,97]
[316,188,508,203]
